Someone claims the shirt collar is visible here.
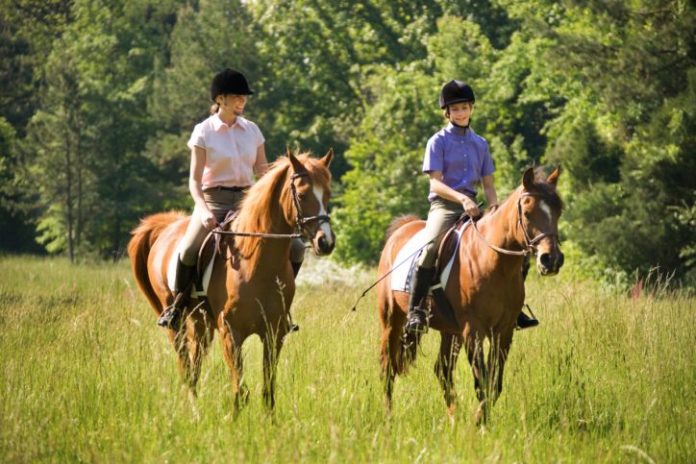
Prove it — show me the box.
[445,122,469,137]
[212,112,246,132]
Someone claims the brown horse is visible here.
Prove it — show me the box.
[128,151,334,410]
[377,167,563,424]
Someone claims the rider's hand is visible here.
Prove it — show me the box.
[200,209,218,229]
[460,196,480,218]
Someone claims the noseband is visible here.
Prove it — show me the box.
[471,192,557,257]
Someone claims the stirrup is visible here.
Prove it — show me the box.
[403,307,429,351]
[401,309,428,362]
[404,307,428,334]
[157,293,185,329]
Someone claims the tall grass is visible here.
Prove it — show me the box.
[1,255,694,462]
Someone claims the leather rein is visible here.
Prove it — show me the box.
[470,192,556,257]
[213,171,330,240]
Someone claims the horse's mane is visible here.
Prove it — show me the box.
[233,152,330,273]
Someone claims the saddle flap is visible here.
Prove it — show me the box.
[390,218,470,294]
[196,237,217,291]
[435,224,460,276]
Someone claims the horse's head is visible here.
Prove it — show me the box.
[518,167,564,276]
[286,150,336,256]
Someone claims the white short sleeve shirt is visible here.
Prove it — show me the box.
[187,113,265,189]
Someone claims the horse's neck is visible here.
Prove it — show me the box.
[462,193,525,275]
[234,185,295,279]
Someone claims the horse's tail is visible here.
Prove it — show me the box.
[385,214,420,241]
[127,211,184,314]
[378,214,423,378]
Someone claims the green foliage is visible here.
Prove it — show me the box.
[532,0,696,282]
[22,0,181,259]
[0,0,71,133]
[0,117,40,251]
[334,67,438,263]
[1,0,694,284]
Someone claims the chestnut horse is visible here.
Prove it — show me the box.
[377,167,563,424]
[128,151,334,410]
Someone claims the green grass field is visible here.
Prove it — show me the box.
[1,255,694,463]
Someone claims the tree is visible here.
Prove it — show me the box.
[334,68,438,263]
[523,0,696,281]
[24,0,181,259]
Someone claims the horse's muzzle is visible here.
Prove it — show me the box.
[313,230,335,256]
[537,250,564,275]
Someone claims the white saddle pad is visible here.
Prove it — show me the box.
[390,224,468,293]
[167,240,216,298]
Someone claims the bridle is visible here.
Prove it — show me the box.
[213,171,331,240]
[470,192,557,257]
[289,172,331,233]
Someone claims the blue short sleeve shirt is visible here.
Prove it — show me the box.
[422,123,495,201]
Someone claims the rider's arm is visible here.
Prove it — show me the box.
[481,174,498,210]
[428,171,480,217]
[189,146,217,228]
[254,143,269,177]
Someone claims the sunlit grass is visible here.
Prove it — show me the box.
[1,255,694,462]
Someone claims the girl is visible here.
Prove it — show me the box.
[158,68,305,329]
[404,80,538,338]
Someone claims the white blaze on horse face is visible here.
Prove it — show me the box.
[313,185,333,245]
[539,200,552,223]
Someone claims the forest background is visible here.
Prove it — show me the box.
[1,0,695,288]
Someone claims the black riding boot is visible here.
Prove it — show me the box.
[403,266,436,340]
[517,257,539,329]
[517,308,539,329]
[291,261,302,278]
[157,258,195,330]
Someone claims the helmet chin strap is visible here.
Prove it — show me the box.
[450,120,470,129]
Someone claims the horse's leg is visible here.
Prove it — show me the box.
[380,302,405,412]
[219,318,248,414]
[262,328,286,411]
[435,332,464,417]
[464,329,489,426]
[488,330,513,406]
[167,326,193,386]
[185,302,215,397]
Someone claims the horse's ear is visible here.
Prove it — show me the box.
[546,166,561,186]
[287,150,305,174]
[521,167,535,191]
[320,148,334,168]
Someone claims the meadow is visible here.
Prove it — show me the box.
[1,255,694,463]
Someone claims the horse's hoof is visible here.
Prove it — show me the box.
[474,403,488,427]
[239,384,250,404]
[384,398,393,415]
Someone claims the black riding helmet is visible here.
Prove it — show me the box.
[439,80,475,108]
[210,68,254,100]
